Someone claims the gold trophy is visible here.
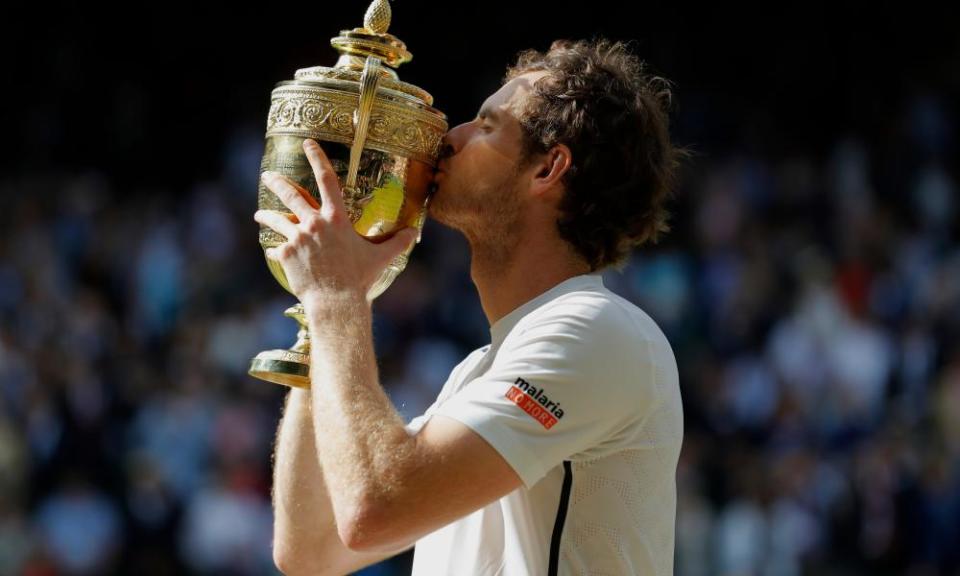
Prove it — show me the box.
[249,0,447,388]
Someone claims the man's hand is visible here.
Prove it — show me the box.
[254,139,418,309]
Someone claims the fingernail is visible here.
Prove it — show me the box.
[303,139,316,150]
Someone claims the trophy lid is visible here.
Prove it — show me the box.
[331,0,412,68]
[267,0,446,166]
[292,0,435,106]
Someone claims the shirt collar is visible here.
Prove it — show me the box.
[489,272,605,348]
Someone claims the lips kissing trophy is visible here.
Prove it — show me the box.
[249,0,447,388]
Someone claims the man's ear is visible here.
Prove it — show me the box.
[530,144,572,197]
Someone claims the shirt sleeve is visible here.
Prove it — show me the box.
[405,411,432,436]
[431,303,659,489]
[404,345,491,437]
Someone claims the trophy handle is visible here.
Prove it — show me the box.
[344,56,383,195]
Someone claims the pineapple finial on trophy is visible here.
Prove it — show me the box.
[363,0,391,35]
[329,0,411,68]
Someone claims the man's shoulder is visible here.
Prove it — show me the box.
[511,285,677,392]
[450,344,490,377]
[520,284,667,346]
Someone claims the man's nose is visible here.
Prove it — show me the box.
[440,121,474,158]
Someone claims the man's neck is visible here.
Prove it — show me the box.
[468,236,592,328]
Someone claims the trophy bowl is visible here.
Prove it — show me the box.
[249,0,447,388]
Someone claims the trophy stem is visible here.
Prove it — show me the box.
[248,303,313,388]
[287,304,310,354]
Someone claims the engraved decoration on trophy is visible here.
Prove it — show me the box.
[249,0,447,388]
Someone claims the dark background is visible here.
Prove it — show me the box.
[1,1,958,575]
[7,2,957,181]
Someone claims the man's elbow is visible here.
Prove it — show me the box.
[336,498,405,553]
[336,505,379,553]
[272,528,304,576]
[272,527,333,576]
[272,540,297,575]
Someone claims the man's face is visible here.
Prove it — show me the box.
[427,71,548,243]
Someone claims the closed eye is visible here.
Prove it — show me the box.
[476,106,499,129]
[474,115,493,133]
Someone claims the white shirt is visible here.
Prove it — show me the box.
[405,272,683,575]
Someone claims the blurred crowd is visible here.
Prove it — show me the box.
[0,86,958,576]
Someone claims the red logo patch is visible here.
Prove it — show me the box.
[505,385,559,430]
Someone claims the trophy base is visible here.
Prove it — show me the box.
[248,349,311,388]
[248,304,312,388]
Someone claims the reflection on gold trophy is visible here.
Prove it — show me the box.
[249,0,447,388]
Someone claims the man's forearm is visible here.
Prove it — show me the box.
[273,381,415,575]
[272,388,339,572]
[306,293,423,549]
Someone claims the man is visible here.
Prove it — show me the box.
[256,39,686,575]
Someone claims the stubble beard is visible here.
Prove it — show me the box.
[429,170,525,269]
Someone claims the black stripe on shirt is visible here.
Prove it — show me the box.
[548,460,573,576]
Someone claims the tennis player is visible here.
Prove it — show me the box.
[257,38,686,576]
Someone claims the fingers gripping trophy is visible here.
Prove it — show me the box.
[248,0,447,388]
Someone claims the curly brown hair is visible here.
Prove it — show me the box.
[505,39,690,272]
